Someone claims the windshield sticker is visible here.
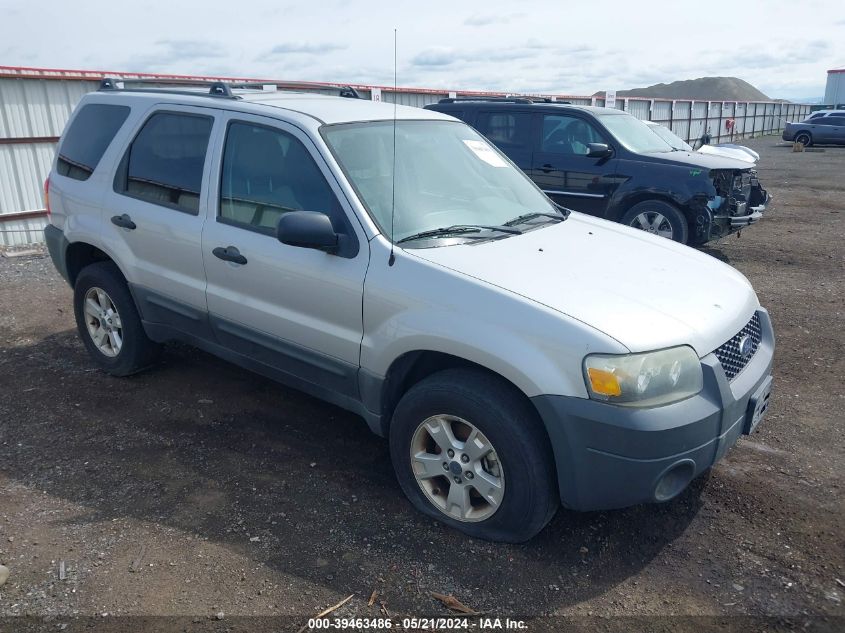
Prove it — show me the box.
[463,140,508,167]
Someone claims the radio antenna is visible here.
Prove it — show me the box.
[388,28,397,267]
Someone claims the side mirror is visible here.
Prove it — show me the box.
[277,211,339,253]
[586,143,613,158]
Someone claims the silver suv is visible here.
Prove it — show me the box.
[44,81,775,542]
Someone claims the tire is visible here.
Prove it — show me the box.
[73,261,160,376]
[795,131,812,147]
[389,368,559,542]
[620,199,689,244]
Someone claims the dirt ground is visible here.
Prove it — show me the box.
[0,136,843,631]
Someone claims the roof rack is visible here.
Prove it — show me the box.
[438,96,534,104]
[98,77,242,100]
[437,96,567,105]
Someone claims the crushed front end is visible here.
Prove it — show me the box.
[705,169,770,240]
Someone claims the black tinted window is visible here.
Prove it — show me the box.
[219,122,340,233]
[117,112,212,214]
[819,117,845,126]
[475,111,532,150]
[542,115,606,154]
[57,104,130,181]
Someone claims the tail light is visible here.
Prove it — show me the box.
[44,176,51,219]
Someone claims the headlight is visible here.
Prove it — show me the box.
[583,346,703,407]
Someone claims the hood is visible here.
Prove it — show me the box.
[645,149,752,171]
[408,214,759,356]
[698,144,756,165]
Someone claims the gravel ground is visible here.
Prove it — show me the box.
[0,136,843,631]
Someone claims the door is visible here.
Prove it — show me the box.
[201,114,369,398]
[814,116,845,144]
[102,106,221,334]
[531,113,617,216]
[473,110,534,171]
[831,117,845,144]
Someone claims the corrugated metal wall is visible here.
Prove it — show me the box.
[0,67,813,247]
[1,78,98,246]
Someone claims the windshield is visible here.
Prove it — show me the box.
[322,120,556,244]
[598,113,675,154]
[647,123,692,151]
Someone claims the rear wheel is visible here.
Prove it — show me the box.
[73,262,160,376]
[620,199,689,244]
[795,131,812,147]
[389,369,558,542]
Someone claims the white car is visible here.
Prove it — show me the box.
[644,120,760,164]
[44,80,775,542]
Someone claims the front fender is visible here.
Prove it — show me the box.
[360,240,628,401]
[606,161,716,222]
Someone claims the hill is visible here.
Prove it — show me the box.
[595,77,771,101]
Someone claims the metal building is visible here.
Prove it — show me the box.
[823,68,845,107]
[0,65,812,247]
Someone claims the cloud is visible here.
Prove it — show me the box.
[410,47,455,67]
[410,43,580,69]
[265,42,347,56]
[711,39,831,71]
[464,13,524,27]
[127,39,227,71]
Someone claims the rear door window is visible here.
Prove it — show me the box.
[115,112,213,214]
[57,104,130,181]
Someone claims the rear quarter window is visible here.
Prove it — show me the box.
[57,104,131,181]
[475,111,532,151]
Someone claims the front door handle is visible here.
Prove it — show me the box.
[111,214,136,230]
[540,163,556,173]
[212,246,248,265]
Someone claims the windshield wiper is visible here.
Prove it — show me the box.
[504,211,566,227]
[396,224,522,244]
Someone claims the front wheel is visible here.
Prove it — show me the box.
[389,369,558,542]
[620,199,689,243]
[795,131,812,147]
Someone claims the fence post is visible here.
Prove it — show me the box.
[717,102,723,144]
[687,101,694,144]
[669,100,675,135]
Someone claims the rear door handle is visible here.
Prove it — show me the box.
[540,163,556,173]
[111,214,136,230]
[212,246,248,265]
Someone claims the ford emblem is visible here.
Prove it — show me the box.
[738,335,754,359]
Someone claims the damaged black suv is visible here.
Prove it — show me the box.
[425,98,769,245]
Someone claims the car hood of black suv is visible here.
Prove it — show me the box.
[641,149,754,171]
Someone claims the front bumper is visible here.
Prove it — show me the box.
[729,191,771,229]
[531,308,775,511]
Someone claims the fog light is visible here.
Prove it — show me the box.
[653,460,695,502]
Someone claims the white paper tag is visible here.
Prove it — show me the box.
[462,140,508,167]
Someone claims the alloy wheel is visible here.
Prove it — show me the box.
[83,287,123,357]
[409,415,504,522]
[630,211,674,239]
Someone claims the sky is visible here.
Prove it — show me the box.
[1,0,843,101]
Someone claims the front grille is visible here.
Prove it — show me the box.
[713,312,762,381]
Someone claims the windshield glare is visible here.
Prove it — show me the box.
[322,120,556,243]
[648,123,692,151]
[598,113,675,154]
